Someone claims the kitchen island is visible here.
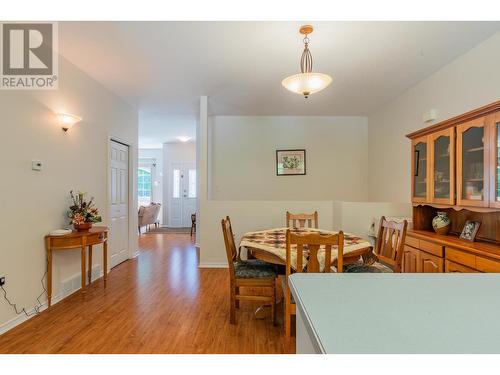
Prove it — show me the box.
[289,273,500,353]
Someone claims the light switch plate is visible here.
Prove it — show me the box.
[32,160,43,171]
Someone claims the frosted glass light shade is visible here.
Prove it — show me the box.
[281,72,332,98]
[55,112,82,131]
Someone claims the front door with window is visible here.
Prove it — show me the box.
[169,162,197,227]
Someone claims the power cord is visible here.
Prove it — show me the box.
[1,264,48,318]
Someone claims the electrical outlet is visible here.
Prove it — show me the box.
[0,277,5,286]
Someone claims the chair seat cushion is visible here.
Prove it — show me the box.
[234,259,277,279]
[344,260,393,273]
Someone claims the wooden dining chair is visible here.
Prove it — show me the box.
[221,216,277,325]
[283,229,344,340]
[286,211,318,229]
[345,216,408,273]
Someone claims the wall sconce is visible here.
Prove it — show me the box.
[55,112,82,132]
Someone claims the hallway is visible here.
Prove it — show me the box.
[0,234,288,353]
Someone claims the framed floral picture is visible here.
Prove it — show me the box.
[276,149,306,176]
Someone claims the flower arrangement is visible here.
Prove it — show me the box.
[282,155,301,170]
[68,191,102,231]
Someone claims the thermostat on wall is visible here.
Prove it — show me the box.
[32,160,43,171]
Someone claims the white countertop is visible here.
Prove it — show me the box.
[289,273,500,353]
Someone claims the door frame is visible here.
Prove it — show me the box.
[106,134,137,276]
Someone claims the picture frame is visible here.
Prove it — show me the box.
[276,149,306,176]
[459,220,481,242]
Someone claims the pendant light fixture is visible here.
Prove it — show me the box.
[282,25,332,98]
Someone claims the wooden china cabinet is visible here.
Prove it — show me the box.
[405,100,500,273]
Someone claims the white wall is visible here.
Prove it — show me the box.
[332,201,412,241]
[210,116,369,201]
[197,110,408,266]
[0,55,138,333]
[200,200,336,267]
[368,31,500,203]
[139,148,163,222]
[162,142,196,225]
[199,199,412,267]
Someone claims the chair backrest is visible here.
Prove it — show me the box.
[221,216,238,275]
[374,216,408,273]
[191,213,196,225]
[285,229,344,279]
[286,211,318,229]
[138,203,161,226]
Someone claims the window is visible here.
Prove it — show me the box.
[138,166,152,206]
[173,169,180,198]
[188,169,197,198]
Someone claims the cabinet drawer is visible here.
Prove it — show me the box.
[419,240,444,257]
[86,232,106,245]
[420,252,443,273]
[475,256,500,273]
[445,247,476,268]
[50,236,83,249]
[405,236,419,248]
[445,260,479,273]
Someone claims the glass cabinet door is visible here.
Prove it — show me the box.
[412,137,429,203]
[430,128,454,204]
[457,117,489,207]
[488,113,500,207]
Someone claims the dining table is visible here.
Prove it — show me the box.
[238,227,374,320]
[239,227,373,269]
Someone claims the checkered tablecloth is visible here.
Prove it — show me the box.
[239,227,371,270]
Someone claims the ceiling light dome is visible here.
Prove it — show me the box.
[282,25,332,98]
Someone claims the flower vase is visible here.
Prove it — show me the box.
[74,222,92,232]
[432,212,450,235]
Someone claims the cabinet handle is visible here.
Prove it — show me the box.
[424,260,438,268]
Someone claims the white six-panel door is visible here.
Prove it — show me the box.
[169,162,197,227]
[109,140,129,268]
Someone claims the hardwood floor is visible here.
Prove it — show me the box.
[0,233,293,353]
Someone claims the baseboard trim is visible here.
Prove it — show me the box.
[0,269,105,336]
[198,262,228,269]
[0,291,64,336]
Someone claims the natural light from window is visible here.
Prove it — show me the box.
[173,169,180,198]
[138,167,152,207]
[188,169,197,198]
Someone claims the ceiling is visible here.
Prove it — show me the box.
[59,21,500,117]
[138,113,196,148]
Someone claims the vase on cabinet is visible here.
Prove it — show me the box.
[432,212,450,235]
